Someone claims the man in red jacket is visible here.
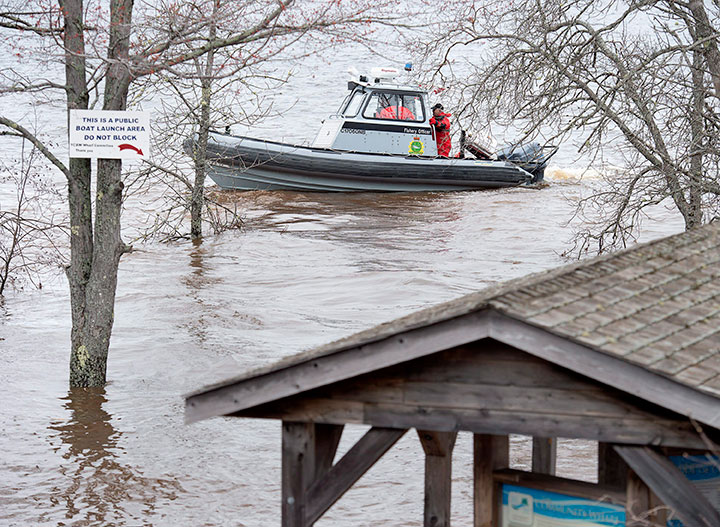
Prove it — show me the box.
[429,103,451,156]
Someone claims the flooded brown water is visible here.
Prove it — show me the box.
[0,177,685,526]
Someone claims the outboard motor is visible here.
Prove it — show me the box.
[497,142,558,183]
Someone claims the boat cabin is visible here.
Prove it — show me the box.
[312,67,438,156]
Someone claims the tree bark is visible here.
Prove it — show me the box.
[60,0,94,386]
[686,48,705,230]
[687,0,720,100]
[67,0,133,386]
[190,0,219,240]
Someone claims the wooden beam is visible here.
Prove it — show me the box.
[282,422,316,527]
[598,442,627,488]
[487,311,720,430]
[304,427,407,525]
[531,437,557,475]
[248,394,706,448]
[361,402,706,449]
[615,446,720,527]
[418,430,458,527]
[474,434,508,527]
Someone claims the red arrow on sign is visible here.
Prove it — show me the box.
[118,144,144,155]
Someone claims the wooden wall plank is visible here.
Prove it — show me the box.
[615,446,720,527]
[474,434,508,527]
[399,381,657,418]
[386,348,603,389]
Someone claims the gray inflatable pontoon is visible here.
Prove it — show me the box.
[200,133,535,192]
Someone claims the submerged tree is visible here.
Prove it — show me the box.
[414,0,720,251]
[136,0,406,241]
[0,0,400,386]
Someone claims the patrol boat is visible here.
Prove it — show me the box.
[191,67,556,192]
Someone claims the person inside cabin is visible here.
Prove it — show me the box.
[377,94,415,120]
[429,103,451,157]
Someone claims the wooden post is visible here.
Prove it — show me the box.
[598,442,627,487]
[626,468,651,527]
[531,437,557,475]
[282,422,344,527]
[473,434,509,527]
[282,421,316,527]
[418,430,458,527]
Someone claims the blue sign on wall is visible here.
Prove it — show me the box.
[501,484,625,527]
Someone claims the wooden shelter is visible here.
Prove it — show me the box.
[186,222,720,526]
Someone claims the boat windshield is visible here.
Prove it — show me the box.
[363,92,425,122]
[342,90,365,117]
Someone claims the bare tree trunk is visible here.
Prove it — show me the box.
[687,48,705,229]
[67,0,133,386]
[190,0,219,240]
[190,76,212,239]
[688,0,720,99]
[60,0,97,385]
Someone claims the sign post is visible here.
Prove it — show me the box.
[69,109,150,159]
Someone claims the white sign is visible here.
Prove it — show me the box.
[69,110,150,159]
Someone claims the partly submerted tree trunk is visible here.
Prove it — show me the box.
[65,0,133,386]
[190,0,218,240]
[3,0,403,385]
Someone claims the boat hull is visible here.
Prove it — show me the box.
[196,133,534,192]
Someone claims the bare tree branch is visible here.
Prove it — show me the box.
[0,116,70,179]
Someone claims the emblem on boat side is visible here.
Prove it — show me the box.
[409,137,424,155]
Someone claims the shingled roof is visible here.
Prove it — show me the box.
[492,222,720,396]
[187,221,720,428]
